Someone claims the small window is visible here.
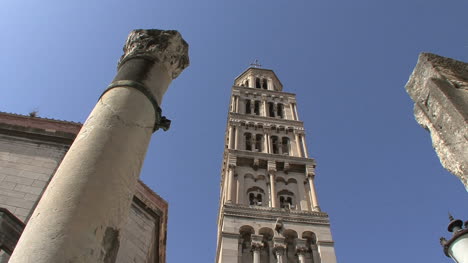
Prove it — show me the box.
[268,102,275,117]
[262,79,268,89]
[245,100,251,114]
[281,137,290,155]
[255,78,261,89]
[254,101,260,115]
[277,104,284,119]
[271,136,279,154]
[247,187,265,206]
[255,134,263,152]
[245,133,252,151]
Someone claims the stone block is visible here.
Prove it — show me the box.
[4,175,34,186]
[405,53,468,189]
[13,184,42,195]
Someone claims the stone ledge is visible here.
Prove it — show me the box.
[222,203,330,225]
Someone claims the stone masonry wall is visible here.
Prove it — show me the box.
[0,134,67,222]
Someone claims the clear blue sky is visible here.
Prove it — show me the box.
[1,0,467,262]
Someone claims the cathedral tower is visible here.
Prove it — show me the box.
[216,66,337,263]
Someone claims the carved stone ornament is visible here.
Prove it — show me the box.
[273,244,286,255]
[119,29,190,79]
[251,241,264,251]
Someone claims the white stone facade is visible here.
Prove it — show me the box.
[216,68,337,263]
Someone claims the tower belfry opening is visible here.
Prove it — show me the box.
[216,66,337,263]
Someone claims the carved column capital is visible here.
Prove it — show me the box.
[251,241,264,251]
[273,244,286,255]
[119,29,189,79]
[296,246,308,255]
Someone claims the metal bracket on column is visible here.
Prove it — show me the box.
[101,80,171,132]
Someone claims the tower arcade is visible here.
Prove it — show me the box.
[216,67,337,263]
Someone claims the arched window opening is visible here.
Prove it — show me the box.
[255,134,263,152]
[281,137,290,155]
[271,136,279,154]
[268,102,275,117]
[262,79,268,89]
[277,103,284,118]
[245,100,251,114]
[245,80,249,87]
[239,226,254,263]
[245,133,252,151]
[278,190,295,209]
[255,78,261,89]
[254,101,261,115]
[247,187,265,206]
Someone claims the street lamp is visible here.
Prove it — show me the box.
[440,214,468,263]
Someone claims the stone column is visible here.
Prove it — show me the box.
[296,239,308,263]
[295,132,303,157]
[251,237,264,263]
[228,124,234,149]
[273,237,286,263]
[236,172,244,204]
[307,173,320,211]
[227,164,236,203]
[262,98,267,117]
[297,179,308,211]
[301,134,309,158]
[235,96,240,113]
[9,29,189,263]
[264,133,270,153]
[267,78,273,91]
[234,124,240,150]
[293,103,300,120]
[269,172,277,208]
[249,75,255,88]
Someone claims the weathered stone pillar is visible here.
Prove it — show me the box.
[301,134,309,158]
[235,96,240,113]
[273,237,286,263]
[228,124,234,149]
[307,172,320,211]
[251,235,264,263]
[9,29,189,263]
[227,164,236,203]
[296,239,308,263]
[268,161,277,208]
[234,124,240,150]
[294,132,303,157]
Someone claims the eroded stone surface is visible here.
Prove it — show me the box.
[119,29,189,79]
[405,53,468,189]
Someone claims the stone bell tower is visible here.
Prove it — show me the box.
[215,65,337,263]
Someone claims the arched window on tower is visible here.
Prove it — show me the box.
[277,103,284,119]
[262,78,268,89]
[278,190,295,209]
[271,136,279,154]
[245,80,249,87]
[245,133,252,151]
[247,187,265,206]
[281,137,290,155]
[255,134,263,152]
[245,100,251,114]
[254,101,261,115]
[268,102,275,117]
[255,78,261,89]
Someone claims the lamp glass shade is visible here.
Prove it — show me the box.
[448,234,468,263]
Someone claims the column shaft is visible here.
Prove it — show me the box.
[301,134,309,158]
[262,100,267,117]
[234,126,239,150]
[9,29,189,263]
[269,173,277,208]
[308,175,320,211]
[227,166,235,202]
[228,125,234,149]
[235,96,239,113]
[294,103,300,120]
[295,133,303,157]
[298,253,306,263]
[253,250,261,263]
